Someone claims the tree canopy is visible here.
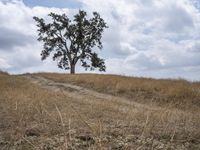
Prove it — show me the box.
[33,10,108,74]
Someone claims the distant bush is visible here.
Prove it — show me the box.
[0,70,9,75]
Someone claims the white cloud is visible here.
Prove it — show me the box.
[80,0,200,80]
[0,58,11,69]
[0,0,200,80]
[0,0,78,74]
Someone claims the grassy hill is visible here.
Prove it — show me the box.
[0,72,200,149]
[39,73,200,111]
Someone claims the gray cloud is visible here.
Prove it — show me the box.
[162,5,194,33]
[0,0,200,80]
[189,41,200,53]
[0,27,35,51]
[0,0,79,74]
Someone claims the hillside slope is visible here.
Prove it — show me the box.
[0,72,200,149]
[39,73,200,111]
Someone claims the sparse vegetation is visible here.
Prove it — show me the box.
[39,73,200,111]
[0,70,9,75]
[0,72,200,149]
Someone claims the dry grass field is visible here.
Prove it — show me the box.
[39,73,200,111]
[0,72,200,149]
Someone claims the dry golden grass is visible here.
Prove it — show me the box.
[0,72,200,149]
[39,73,200,111]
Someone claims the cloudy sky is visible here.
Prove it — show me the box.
[0,0,200,80]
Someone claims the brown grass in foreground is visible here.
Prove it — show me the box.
[39,73,200,111]
[0,72,200,149]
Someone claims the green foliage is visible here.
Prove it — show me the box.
[33,10,108,73]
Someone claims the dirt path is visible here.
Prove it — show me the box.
[23,75,160,113]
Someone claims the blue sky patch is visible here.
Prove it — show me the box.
[23,0,82,8]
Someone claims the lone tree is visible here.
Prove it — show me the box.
[33,10,108,74]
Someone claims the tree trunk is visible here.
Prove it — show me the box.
[70,64,75,74]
